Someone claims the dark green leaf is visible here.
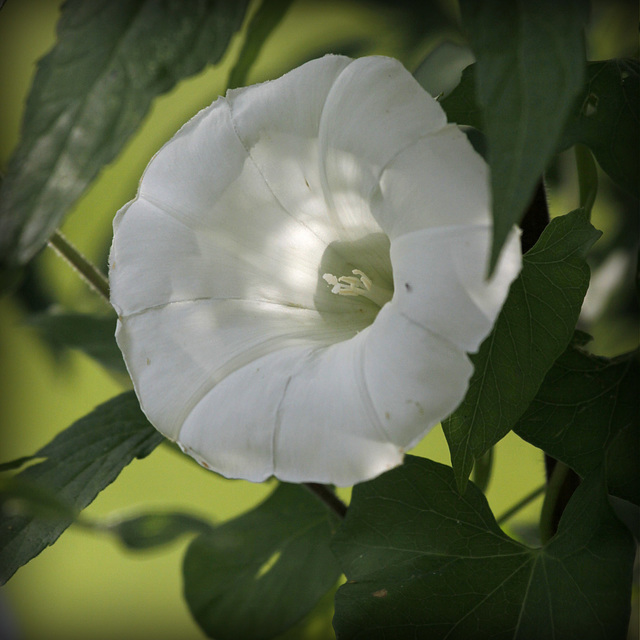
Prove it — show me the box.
[459,0,588,271]
[0,456,39,473]
[107,512,215,550]
[183,483,342,640]
[0,0,249,268]
[515,347,639,504]
[227,0,294,90]
[332,456,635,640]
[443,210,601,491]
[26,311,125,374]
[440,63,482,129]
[0,391,162,584]
[560,59,639,198]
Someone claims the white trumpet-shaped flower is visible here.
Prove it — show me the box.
[109,55,521,486]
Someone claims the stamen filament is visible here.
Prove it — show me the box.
[323,269,392,308]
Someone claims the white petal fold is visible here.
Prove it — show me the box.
[110,54,522,486]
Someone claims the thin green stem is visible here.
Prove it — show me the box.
[472,447,494,493]
[48,230,110,303]
[496,483,546,526]
[575,143,598,219]
[304,483,347,519]
[539,461,571,544]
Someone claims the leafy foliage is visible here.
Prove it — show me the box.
[332,456,636,640]
[515,342,639,504]
[183,483,342,640]
[0,0,250,269]
[443,210,601,490]
[458,0,588,272]
[0,391,162,583]
[26,311,126,374]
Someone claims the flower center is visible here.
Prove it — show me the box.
[323,269,393,308]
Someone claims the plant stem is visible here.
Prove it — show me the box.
[304,483,347,519]
[496,483,546,526]
[471,447,494,493]
[575,143,598,218]
[539,461,581,544]
[48,230,110,303]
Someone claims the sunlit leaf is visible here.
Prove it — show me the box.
[0,391,162,584]
[515,345,639,505]
[443,210,601,491]
[458,0,588,271]
[26,311,125,374]
[332,456,635,640]
[183,483,341,640]
[0,0,249,269]
[227,0,294,90]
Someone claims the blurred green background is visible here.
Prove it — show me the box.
[0,1,636,639]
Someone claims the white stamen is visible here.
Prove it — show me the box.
[322,269,392,308]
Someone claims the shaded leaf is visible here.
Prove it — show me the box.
[0,0,249,268]
[332,456,635,640]
[106,512,215,550]
[0,391,162,584]
[443,59,639,201]
[183,483,341,640]
[26,311,125,374]
[413,40,474,99]
[442,210,601,491]
[515,346,639,505]
[458,0,588,271]
[560,59,639,198]
[227,0,294,90]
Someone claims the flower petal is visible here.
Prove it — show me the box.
[390,224,522,352]
[370,125,492,239]
[318,56,447,239]
[115,299,369,440]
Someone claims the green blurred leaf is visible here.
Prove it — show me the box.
[0,456,39,473]
[0,0,249,269]
[332,456,635,640]
[560,59,639,199]
[443,210,601,491]
[440,63,482,128]
[227,0,294,90]
[183,483,342,640]
[107,512,215,550]
[0,391,162,584]
[515,346,639,505]
[458,0,587,271]
[26,311,125,374]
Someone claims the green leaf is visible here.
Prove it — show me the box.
[442,210,601,491]
[0,0,249,268]
[183,483,342,640]
[106,512,215,550]
[227,0,294,90]
[560,59,639,199]
[459,0,588,272]
[0,391,162,584]
[515,346,639,505]
[440,63,482,129]
[332,456,635,640]
[26,311,125,374]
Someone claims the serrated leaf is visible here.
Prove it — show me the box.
[332,456,635,640]
[442,210,601,491]
[515,346,639,505]
[0,391,162,584]
[227,0,294,90]
[183,483,341,640]
[459,0,588,271]
[26,311,125,374]
[0,0,249,268]
[560,59,639,198]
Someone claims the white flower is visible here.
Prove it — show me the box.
[109,55,521,487]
